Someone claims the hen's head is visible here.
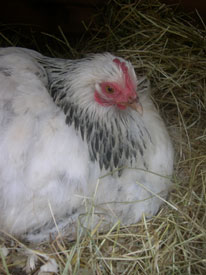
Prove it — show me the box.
[62,53,143,115]
[92,55,142,114]
[49,53,148,170]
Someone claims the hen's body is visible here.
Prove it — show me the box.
[0,47,173,242]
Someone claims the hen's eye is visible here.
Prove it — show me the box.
[105,86,114,94]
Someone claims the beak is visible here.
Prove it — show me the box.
[117,97,143,115]
[128,101,143,115]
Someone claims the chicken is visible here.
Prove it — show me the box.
[0,47,174,242]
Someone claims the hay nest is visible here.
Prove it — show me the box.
[0,0,206,274]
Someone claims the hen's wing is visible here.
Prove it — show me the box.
[0,48,90,241]
[0,48,52,165]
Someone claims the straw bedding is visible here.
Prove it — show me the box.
[0,0,205,274]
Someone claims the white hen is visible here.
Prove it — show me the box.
[0,47,174,242]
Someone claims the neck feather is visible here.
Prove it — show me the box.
[40,56,150,173]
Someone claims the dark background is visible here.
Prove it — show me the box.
[1,0,205,36]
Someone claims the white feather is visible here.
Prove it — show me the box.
[0,47,174,242]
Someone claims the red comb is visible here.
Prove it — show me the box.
[113,58,128,74]
[113,58,135,94]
